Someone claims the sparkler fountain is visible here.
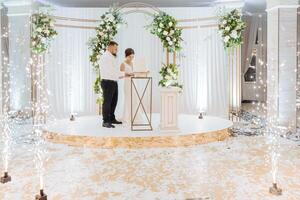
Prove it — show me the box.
[30,9,58,199]
[31,53,49,200]
[0,25,12,184]
[0,113,12,184]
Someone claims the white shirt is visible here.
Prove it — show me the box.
[99,51,124,81]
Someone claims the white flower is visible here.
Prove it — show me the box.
[157,28,161,33]
[50,21,54,27]
[173,38,177,42]
[169,30,175,35]
[222,20,227,25]
[165,80,173,87]
[163,31,168,36]
[44,29,50,35]
[159,23,164,28]
[168,22,173,27]
[36,27,42,32]
[224,36,230,43]
[165,75,171,80]
[100,50,105,54]
[97,55,101,59]
[168,41,173,46]
[225,26,230,31]
[100,21,104,25]
[167,68,172,73]
[166,37,170,41]
[230,30,238,39]
[107,14,114,22]
[99,31,104,36]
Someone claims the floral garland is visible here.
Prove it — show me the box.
[89,7,124,69]
[150,12,183,53]
[150,12,183,90]
[159,63,182,89]
[218,9,246,49]
[31,12,57,54]
[88,8,124,103]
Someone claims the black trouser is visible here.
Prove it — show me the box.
[101,79,118,123]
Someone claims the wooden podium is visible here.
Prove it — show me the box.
[131,72,153,131]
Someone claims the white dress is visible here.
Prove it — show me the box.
[122,62,143,125]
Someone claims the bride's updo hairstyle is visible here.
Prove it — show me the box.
[125,48,135,57]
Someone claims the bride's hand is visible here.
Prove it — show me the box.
[125,73,134,77]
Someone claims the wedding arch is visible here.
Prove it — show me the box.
[29,3,245,121]
[88,2,183,104]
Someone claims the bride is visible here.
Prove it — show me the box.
[120,48,143,125]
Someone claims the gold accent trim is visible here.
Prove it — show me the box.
[166,50,170,65]
[52,15,98,23]
[177,16,218,22]
[54,24,96,30]
[173,52,176,65]
[44,128,230,149]
[51,15,218,24]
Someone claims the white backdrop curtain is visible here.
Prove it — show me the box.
[45,7,228,119]
[242,14,267,73]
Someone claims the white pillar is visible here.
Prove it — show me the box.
[267,0,299,132]
[3,0,33,112]
[0,5,2,115]
[160,88,180,132]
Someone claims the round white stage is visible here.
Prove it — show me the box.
[44,114,233,148]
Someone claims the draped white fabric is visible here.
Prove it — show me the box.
[45,7,229,119]
[206,29,228,118]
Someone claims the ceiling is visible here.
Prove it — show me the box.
[38,0,246,7]
[3,0,266,13]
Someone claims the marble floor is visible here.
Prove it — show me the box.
[0,123,300,200]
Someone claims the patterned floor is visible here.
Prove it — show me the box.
[0,124,300,200]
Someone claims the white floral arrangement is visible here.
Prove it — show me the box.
[150,12,182,53]
[88,7,124,104]
[159,63,183,89]
[88,7,124,70]
[218,9,246,49]
[31,12,57,54]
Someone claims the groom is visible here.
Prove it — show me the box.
[99,41,125,128]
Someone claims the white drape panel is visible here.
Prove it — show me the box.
[206,29,228,118]
[45,7,229,119]
[45,9,104,119]
[241,14,267,102]
[178,28,208,113]
[242,14,265,73]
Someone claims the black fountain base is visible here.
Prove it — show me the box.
[0,172,11,184]
[35,189,47,200]
[269,183,282,196]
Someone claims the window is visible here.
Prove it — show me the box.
[244,51,256,82]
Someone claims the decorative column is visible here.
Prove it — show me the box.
[267,0,299,133]
[160,87,180,132]
[4,1,33,114]
[160,50,180,132]
[0,5,2,115]
[228,46,242,118]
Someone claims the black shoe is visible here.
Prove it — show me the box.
[111,119,122,124]
[102,122,115,128]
